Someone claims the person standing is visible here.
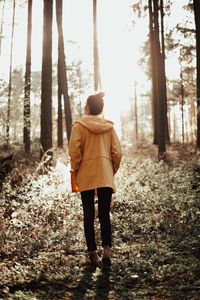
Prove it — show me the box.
[69,92,122,267]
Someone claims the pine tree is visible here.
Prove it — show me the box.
[24,0,32,154]
[6,0,16,147]
[41,0,53,154]
[56,0,72,143]
[93,0,101,91]
[193,0,200,148]
[152,0,166,157]
[148,0,170,152]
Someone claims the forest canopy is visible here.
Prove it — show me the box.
[0,0,199,155]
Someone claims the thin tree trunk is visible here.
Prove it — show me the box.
[190,95,196,143]
[56,0,72,142]
[41,0,53,154]
[24,0,32,154]
[173,112,176,142]
[180,63,185,143]
[134,82,138,141]
[193,0,200,149]
[78,65,82,116]
[57,62,63,148]
[0,0,5,60]
[93,0,101,91]
[160,0,170,143]
[6,0,16,147]
[148,0,158,144]
[153,0,166,158]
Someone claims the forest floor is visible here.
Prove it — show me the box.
[0,143,200,300]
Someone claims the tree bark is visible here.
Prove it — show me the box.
[148,0,158,144]
[56,0,72,142]
[152,0,166,157]
[93,0,101,91]
[193,0,200,149]
[24,0,32,154]
[180,63,185,143]
[57,62,63,148]
[6,0,16,147]
[41,0,53,154]
[160,0,170,143]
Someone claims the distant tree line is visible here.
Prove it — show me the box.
[132,0,200,157]
[0,0,95,156]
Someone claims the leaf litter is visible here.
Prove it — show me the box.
[0,146,200,299]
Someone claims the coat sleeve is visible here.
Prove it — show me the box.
[68,123,83,176]
[111,128,122,174]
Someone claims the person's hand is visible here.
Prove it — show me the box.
[71,173,79,192]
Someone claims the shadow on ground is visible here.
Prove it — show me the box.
[71,265,112,300]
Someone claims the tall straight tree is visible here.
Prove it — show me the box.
[6,0,16,147]
[56,0,72,143]
[41,0,53,153]
[134,82,138,141]
[152,0,166,157]
[148,0,158,144]
[93,0,101,91]
[57,67,63,147]
[148,0,169,148]
[24,0,32,154]
[160,0,170,143]
[56,3,63,148]
[179,55,185,143]
[193,0,200,149]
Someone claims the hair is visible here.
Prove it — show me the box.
[86,92,105,115]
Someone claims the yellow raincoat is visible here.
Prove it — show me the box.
[68,115,122,192]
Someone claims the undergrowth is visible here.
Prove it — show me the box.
[0,146,200,299]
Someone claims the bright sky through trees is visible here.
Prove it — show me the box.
[0,0,193,133]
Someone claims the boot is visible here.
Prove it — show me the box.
[89,250,101,267]
[102,246,111,267]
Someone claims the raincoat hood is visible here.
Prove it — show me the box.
[75,115,113,134]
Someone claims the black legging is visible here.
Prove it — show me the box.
[81,187,113,252]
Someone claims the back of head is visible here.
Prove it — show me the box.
[86,92,105,115]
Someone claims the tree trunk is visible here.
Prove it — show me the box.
[190,95,196,143]
[56,0,72,142]
[193,0,200,149]
[153,0,166,158]
[6,0,16,147]
[24,0,32,154]
[134,82,138,141]
[41,0,53,154]
[93,0,101,91]
[0,0,5,60]
[160,0,170,143]
[173,112,177,142]
[180,64,185,143]
[57,62,63,148]
[148,0,158,144]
